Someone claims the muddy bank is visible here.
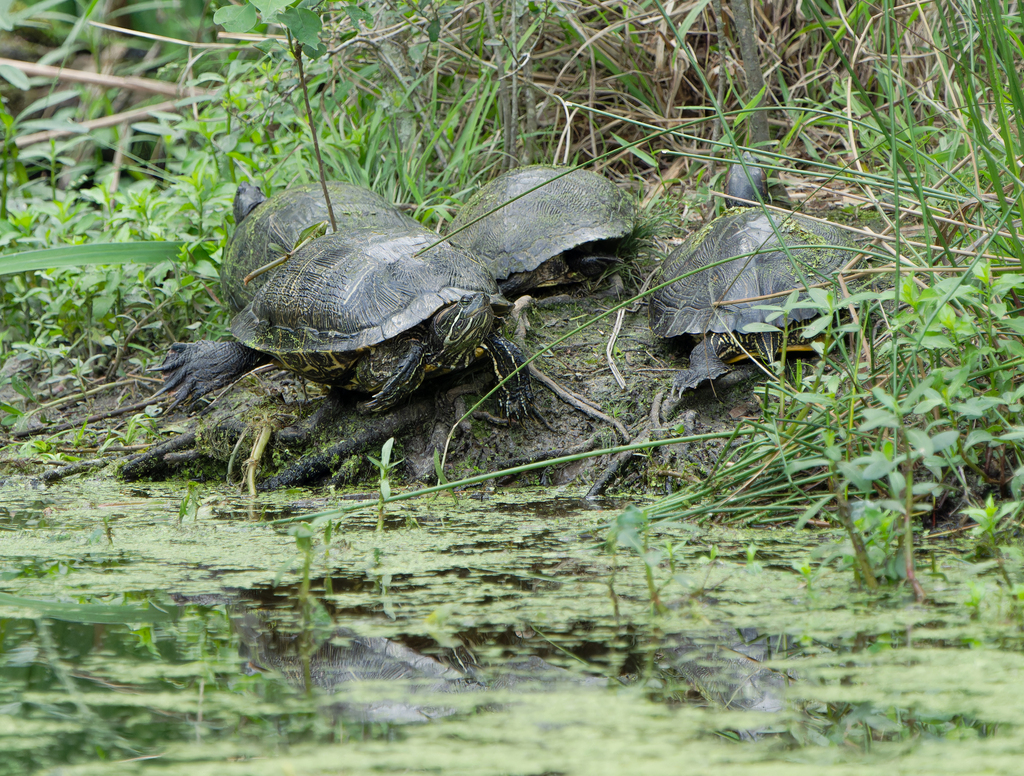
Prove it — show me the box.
[1,276,776,493]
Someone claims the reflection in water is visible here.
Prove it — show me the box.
[235,605,479,724]
[656,629,793,714]
[5,479,1005,773]
[195,588,794,731]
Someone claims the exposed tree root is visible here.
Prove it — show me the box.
[43,457,118,483]
[530,365,629,442]
[121,431,199,481]
[586,390,670,499]
[257,399,434,491]
[489,435,601,472]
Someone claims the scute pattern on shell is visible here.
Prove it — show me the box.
[649,209,853,339]
[230,228,505,362]
[223,182,419,312]
[447,165,634,278]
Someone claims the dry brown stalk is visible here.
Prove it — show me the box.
[0,58,185,97]
[90,20,240,49]
[15,100,180,148]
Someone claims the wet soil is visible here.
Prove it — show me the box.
[1,277,775,492]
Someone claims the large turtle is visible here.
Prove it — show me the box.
[649,157,854,396]
[446,165,636,296]
[157,225,534,419]
[223,181,420,311]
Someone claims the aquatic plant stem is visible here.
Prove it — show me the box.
[246,424,273,497]
[291,33,336,233]
[902,430,927,602]
[836,494,879,590]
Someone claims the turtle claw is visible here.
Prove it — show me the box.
[152,341,269,407]
[483,333,537,423]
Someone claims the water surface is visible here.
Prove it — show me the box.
[0,477,1021,774]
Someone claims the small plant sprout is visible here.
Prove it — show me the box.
[366,437,403,529]
[964,495,1024,555]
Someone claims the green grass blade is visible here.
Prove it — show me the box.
[0,241,186,275]
[0,592,178,623]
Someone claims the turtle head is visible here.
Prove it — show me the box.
[724,153,768,209]
[430,292,494,360]
[234,182,268,225]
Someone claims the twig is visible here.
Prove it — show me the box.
[606,307,627,390]
[291,36,337,232]
[91,20,241,49]
[106,297,179,380]
[11,395,171,439]
[0,57,188,97]
[529,365,629,442]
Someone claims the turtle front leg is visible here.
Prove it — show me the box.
[483,333,536,421]
[671,337,732,397]
[356,334,426,413]
[152,340,272,408]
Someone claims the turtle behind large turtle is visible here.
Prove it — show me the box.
[223,181,420,311]
[446,165,636,296]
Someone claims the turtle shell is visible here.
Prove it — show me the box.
[649,209,853,339]
[446,165,634,281]
[222,182,419,312]
[229,226,507,384]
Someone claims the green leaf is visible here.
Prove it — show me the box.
[344,3,373,30]
[905,428,933,457]
[860,452,897,481]
[964,429,994,450]
[10,374,34,402]
[795,494,833,529]
[0,242,185,275]
[214,3,258,32]
[741,322,781,334]
[251,0,290,22]
[279,7,321,48]
[427,16,440,42]
[929,430,959,453]
[613,133,656,166]
[0,64,28,91]
[735,85,767,125]
[302,41,327,59]
[859,407,898,431]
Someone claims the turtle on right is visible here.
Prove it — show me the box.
[649,156,855,396]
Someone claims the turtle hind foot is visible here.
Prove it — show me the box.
[152,340,270,409]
